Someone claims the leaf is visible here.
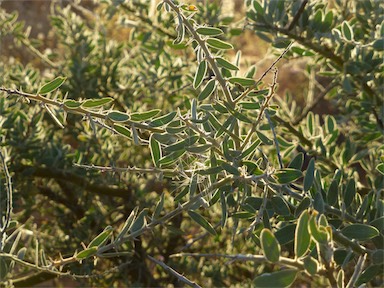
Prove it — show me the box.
[198,79,216,101]
[260,229,280,263]
[327,180,339,206]
[221,162,240,176]
[304,158,315,192]
[337,269,344,288]
[158,150,186,166]
[88,226,113,248]
[82,98,113,108]
[39,76,66,95]
[271,196,291,216]
[295,210,311,258]
[344,179,356,208]
[130,209,148,233]
[196,26,223,36]
[193,60,208,89]
[342,21,353,41]
[303,256,318,276]
[254,269,298,288]
[239,102,260,110]
[116,208,138,240]
[274,168,303,184]
[114,124,131,138]
[216,57,239,70]
[131,109,161,121]
[153,193,165,219]
[341,224,379,241]
[307,111,314,136]
[275,224,296,245]
[64,100,82,109]
[288,153,304,170]
[108,111,130,122]
[373,38,384,51]
[206,38,234,50]
[76,247,98,260]
[149,111,177,127]
[188,210,217,236]
[253,1,264,15]
[376,163,384,175]
[256,131,273,145]
[149,135,162,167]
[228,77,256,87]
[295,197,311,217]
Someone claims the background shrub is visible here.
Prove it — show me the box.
[0,0,383,287]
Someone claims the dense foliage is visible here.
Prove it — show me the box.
[0,0,383,287]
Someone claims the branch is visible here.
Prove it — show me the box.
[147,255,202,288]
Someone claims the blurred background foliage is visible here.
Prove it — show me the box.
[0,0,383,287]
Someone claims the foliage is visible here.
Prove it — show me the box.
[0,0,383,287]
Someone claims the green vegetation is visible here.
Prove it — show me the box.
[0,0,383,287]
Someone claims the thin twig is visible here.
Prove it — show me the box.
[346,254,367,288]
[265,110,283,169]
[147,255,202,288]
[0,150,13,243]
[286,0,309,31]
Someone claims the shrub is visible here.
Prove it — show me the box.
[0,0,383,287]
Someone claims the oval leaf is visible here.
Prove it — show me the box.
[196,26,223,36]
[254,269,298,288]
[206,38,233,50]
[114,124,131,138]
[76,247,98,260]
[198,79,217,101]
[108,111,130,122]
[341,224,379,241]
[193,60,208,89]
[88,226,113,248]
[149,135,162,167]
[274,168,303,184]
[39,77,66,95]
[260,229,280,263]
[82,98,113,108]
[216,57,239,70]
[131,109,161,121]
[295,210,311,258]
[228,77,256,87]
[188,210,217,236]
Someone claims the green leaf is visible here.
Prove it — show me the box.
[239,102,260,110]
[64,100,82,109]
[253,0,264,15]
[130,209,148,233]
[149,111,177,127]
[82,98,113,108]
[260,229,280,263]
[341,224,379,241]
[198,79,216,101]
[275,224,296,245]
[295,197,311,217]
[108,111,130,122]
[337,269,344,288]
[153,193,165,219]
[228,77,255,87]
[372,249,384,265]
[376,163,384,175]
[206,38,234,50]
[114,124,131,138]
[88,226,113,248]
[158,150,186,166]
[342,21,353,41]
[39,76,66,95]
[197,166,223,175]
[131,109,161,121]
[304,158,315,192]
[256,131,273,145]
[149,135,162,167]
[303,256,318,276]
[240,139,261,159]
[221,162,240,176]
[307,111,314,136]
[76,247,98,260]
[373,38,384,51]
[193,60,208,89]
[344,179,356,208]
[271,196,291,216]
[356,265,382,286]
[216,57,239,70]
[295,210,311,258]
[116,208,138,240]
[288,153,304,170]
[254,269,298,288]
[196,26,223,36]
[327,180,339,206]
[186,144,211,154]
[188,210,217,236]
[274,168,302,184]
